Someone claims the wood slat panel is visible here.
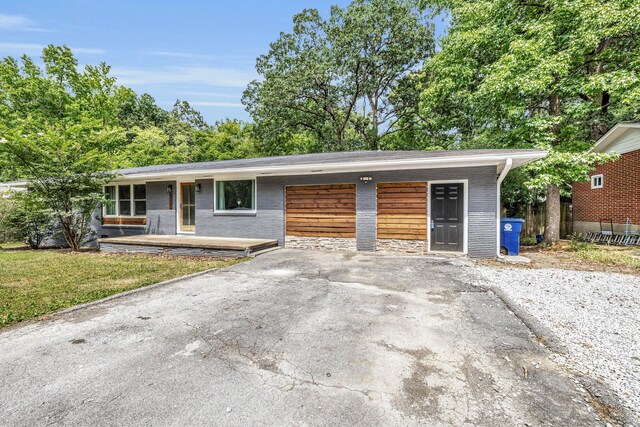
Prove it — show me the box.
[377,233,428,240]
[377,214,427,219]
[103,217,147,226]
[286,202,356,207]
[288,184,354,190]
[377,182,424,188]
[286,184,356,238]
[376,182,427,240]
[286,227,356,233]
[288,231,356,238]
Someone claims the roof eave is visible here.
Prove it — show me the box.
[591,122,640,153]
[113,152,547,182]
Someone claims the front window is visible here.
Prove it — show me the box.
[103,184,147,217]
[134,184,147,216]
[119,185,132,216]
[104,186,116,216]
[215,180,255,212]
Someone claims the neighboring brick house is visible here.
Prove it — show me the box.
[573,122,640,235]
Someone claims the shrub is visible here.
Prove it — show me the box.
[566,233,591,252]
[520,236,538,246]
[0,195,20,243]
[6,192,55,249]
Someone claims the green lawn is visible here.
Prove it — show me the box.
[0,249,241,328]
[0,242,28,249]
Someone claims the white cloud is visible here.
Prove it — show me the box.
[0,14,46,32]
[187,101,244,108]
[0,42,105,55]
[144,50,254,64]
[112,66,256,88]
[175,91,241,99]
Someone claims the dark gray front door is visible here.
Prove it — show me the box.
[430,183,464,252]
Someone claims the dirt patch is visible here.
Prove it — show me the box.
[479,242,640,276]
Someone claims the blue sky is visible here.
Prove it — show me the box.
[0,1,448,123]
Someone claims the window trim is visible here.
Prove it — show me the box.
[591,174,603,189]
[213,178,257,214]
[103,185,117,217]
[103,183,147,218]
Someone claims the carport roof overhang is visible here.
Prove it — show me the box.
[111,150,547,182]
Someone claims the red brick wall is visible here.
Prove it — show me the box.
[573,150,640,224]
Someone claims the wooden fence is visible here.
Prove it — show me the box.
[503,202,573,239]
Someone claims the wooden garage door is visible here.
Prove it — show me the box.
[285,184,356,237]
[377,182,427,240]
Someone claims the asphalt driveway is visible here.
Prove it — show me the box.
[0,249,606,426]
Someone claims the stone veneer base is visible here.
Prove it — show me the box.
[285,236,357,252]
[285,236,429,255]
[375,239,427,255]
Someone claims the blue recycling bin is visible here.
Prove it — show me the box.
[500,218,525,255]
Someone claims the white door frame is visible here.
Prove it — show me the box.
[427,180,469,255]
[175,179,196,234]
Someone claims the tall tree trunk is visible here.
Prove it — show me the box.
[369,94,379,150]
[545,184,561,244]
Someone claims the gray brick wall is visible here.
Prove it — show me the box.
[97,167,498,258]
[145,180,176,235]
[190,167,497,258]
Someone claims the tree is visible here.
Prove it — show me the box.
[6,191,55,249]
[243,0,435,152]
[0,45,121,250]
[117,92,170,130]
[193,119,260,162]
[419,0,639,243]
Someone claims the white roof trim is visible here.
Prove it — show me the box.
[591,122,640,153]
[112,151,546,183]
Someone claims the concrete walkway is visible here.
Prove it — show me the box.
[0,250,608,426]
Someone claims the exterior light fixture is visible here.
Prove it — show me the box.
[195,183,202,193]
[166,184,173,194]
[359,176,373,183]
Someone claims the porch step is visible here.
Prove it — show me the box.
[98,235,279,257]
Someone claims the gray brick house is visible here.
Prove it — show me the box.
[96,149,545,258]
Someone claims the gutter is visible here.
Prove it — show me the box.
[496,158,513,257]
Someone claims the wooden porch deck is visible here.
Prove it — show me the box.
[98,235,279,257]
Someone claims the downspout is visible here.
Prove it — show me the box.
[496,158,513,257]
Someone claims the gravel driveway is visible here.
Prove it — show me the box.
[0,250,612,426]
[474,266,640,424]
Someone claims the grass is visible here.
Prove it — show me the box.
[568,243,640,269]
[0,241,27,249]
[0,249,241,328]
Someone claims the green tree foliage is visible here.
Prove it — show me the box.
[0,46,122,249]
[115,117,262,168]
[0,46,276,249]
[0,194,19,243]
[117,92,170,129]
[417,0,639,242]
[243,0,435,152]
[193,119,260,162]
[5,191,54,249]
